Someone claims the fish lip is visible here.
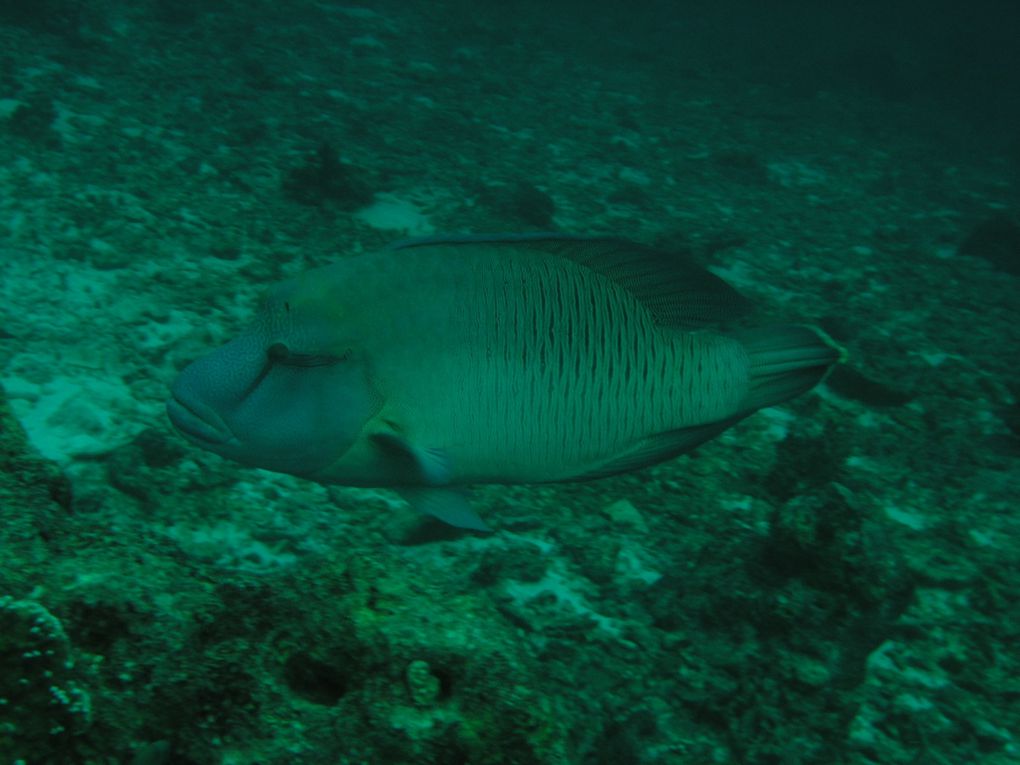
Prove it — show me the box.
[166,394,232,446]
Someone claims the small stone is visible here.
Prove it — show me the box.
[603,499,648,532]
[405,659,441,707]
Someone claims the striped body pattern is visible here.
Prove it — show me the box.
[169,234,837,528]
[300,241,749,484]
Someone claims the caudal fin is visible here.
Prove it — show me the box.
[734,324,841,412]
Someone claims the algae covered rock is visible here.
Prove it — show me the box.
[264,551,579,765]
[0,597,92,763]
[0,385,73,578]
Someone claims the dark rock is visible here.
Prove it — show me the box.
[106,444,152,503]
[283,652,349,705]
[0,391,72,547]
[713,149,768,184]
[0,0,86,35]
[478,181,556,228]
[826,365,914,407]
[606,182,651,208]
[999,403,1020,438]
[958,215,1020,275]
[132,428,186,469]
[763,428,848,504]
[0,598,92,763]
[210,242,242,261]
[282,142,374,210]
[152,0,205,26]
[507,182,556,227]
[6,96,60,148]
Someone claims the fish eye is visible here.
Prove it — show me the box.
[267,342,347,368]
[268,342,290,361]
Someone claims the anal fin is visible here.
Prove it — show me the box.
[576,419,740,481]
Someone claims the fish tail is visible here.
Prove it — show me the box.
[734,324,842,411]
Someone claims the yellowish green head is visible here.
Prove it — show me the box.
[166,269,379,476]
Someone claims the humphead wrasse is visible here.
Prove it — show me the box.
[167,235,838,530]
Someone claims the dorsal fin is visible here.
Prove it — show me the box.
[389,233,751,329]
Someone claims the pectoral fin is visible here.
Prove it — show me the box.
[397,488,490,532]
[371,429,452,484]
[369,427,488,530]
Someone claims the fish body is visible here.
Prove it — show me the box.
[167,235,837,529]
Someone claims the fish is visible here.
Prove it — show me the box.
[166,234,839,531]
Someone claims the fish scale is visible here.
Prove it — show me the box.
[377,244,731,482]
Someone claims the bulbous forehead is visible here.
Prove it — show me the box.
[257,262,353,344]
[266,263,344,313]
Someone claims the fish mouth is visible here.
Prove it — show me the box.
[166,394,232,446]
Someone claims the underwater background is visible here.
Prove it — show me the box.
[1,0,1019,763]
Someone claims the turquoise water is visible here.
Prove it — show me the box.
[1,1,1018,763]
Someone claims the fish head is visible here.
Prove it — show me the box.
[166,270,380,476]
